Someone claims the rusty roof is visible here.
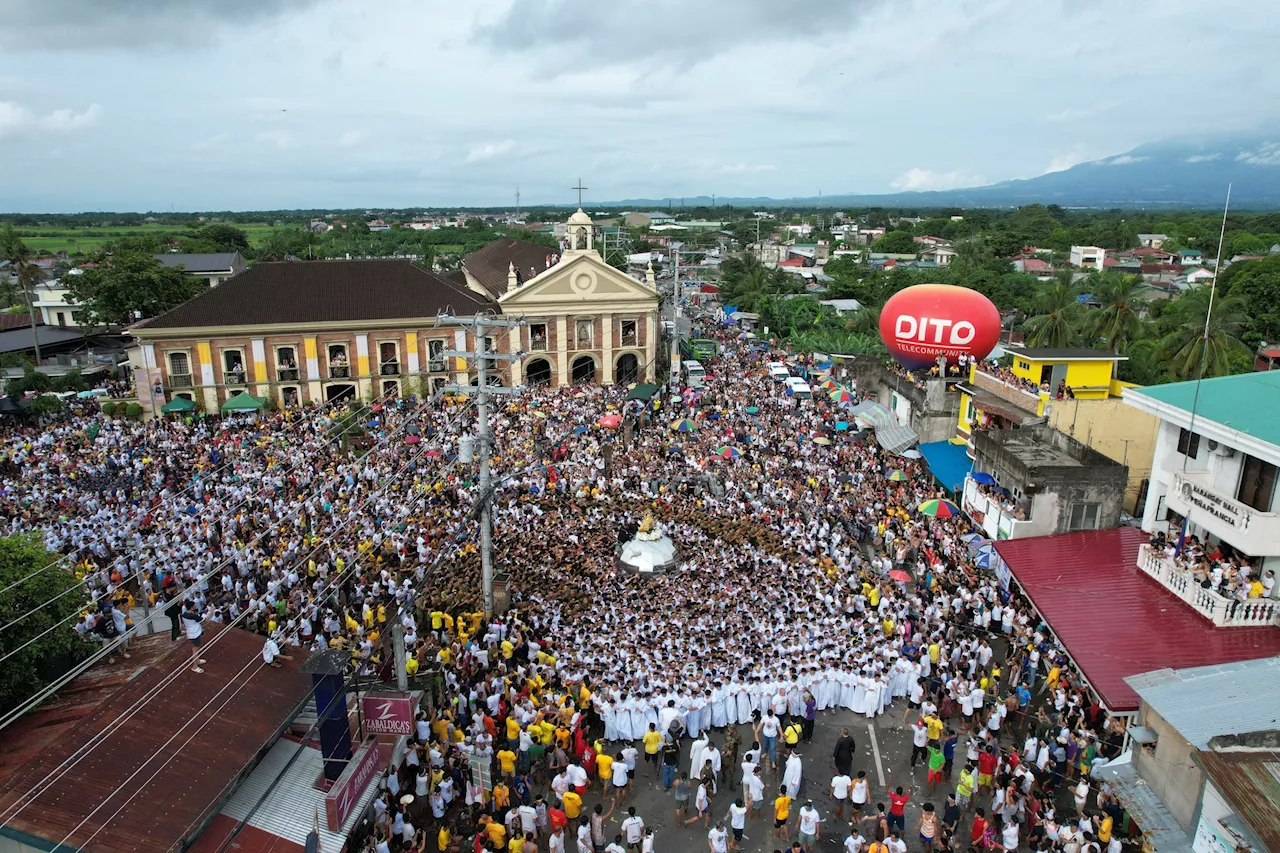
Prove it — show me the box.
[0,626,310,853]
[463,237,557,299]
[1195,750,1280,852]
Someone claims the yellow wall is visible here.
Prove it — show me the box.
[957,390,974,434]
[1047,394,1159,512]
[1009,356,1117,400]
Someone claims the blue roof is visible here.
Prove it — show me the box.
[918,440,973,493]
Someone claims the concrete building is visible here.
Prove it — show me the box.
[1069,245,1107,269]
[1137,233,1169,248]
[129,210,661,414]
[623,211,676,228]
[964,423,1128,539]
[153,252,248,288]
[957,350,1157,512]
[1125,370,1280,596]
[1097,658,1280,853]
[849,358,964,448]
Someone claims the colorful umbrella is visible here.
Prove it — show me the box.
[971,471,997,485]
[973,544,998,569]
[597,414,622,428]
[812,436,832,446]
[888,470,909,481]
[835,420,850,431]
[671,418,698,433]
[889,569,913,583]
[828,389,854,404]
[714,445,742,459]
[819,377,839,391]
[424,450,442,458]
[918,498,962,518]
[960,532,986,545]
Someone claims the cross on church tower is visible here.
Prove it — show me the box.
[572,179,588,207]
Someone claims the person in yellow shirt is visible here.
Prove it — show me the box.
[484,817,506,848]
[924,713,943,742]
[437,645,453,666]
[497,747,517,779]
[506,714,521,745]
[501,638,515,660]
[597,751,614,785]
[562,788,583,820]
[641,724,663,777]
[492,781,511,812]
[773,787,792,842]
[507,835,524,853]
[404,655,419,676]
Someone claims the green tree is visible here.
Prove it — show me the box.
[0,223,46,362]
[1023,273,1082,348]
[1155,288,1252,380]
[64,250,207,326]
[1221,254,1280,346]
[1087,273,1148,352]
[0,534,92,717]
[870,230,917,254]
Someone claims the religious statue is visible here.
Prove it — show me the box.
[636,512,662,542]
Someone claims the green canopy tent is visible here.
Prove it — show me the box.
[220,393,267,412]
[161,396,196,414]
[625,383,660,402]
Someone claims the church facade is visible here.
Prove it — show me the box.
[128,209,662,412]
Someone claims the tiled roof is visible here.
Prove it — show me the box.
[994,528,1280,712]
[140,259,493,330]
[463,238,557,299]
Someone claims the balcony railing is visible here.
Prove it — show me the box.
[224,370,246,385]
[1137,546,1279,627]
[329,365,350,379]
[428,359,446,373]
[972,369,1045,413]
[621,331,638,347]
[529,337,548,352]
[277,367,299,381]
[380,362,400,376]
[962,479,1033,539]
[169,374,193,388]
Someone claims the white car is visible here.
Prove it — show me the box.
[767,363,791,383]
[784,377,812,399]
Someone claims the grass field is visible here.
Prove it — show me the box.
[16,222,279,256]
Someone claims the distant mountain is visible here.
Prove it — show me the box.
[604,130,1280,210]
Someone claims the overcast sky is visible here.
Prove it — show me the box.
[0,0,1275,212]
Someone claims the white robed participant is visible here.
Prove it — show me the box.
[734,681,753,725]
[689,732,710,781]
[711,683,729,729]
[782,750,803,799]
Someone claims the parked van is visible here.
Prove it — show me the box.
[767,362,791,383]
[682,359,706,388]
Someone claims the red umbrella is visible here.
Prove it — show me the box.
[598,414,622,428]
[889,569,913,583]
[424,450,441,458]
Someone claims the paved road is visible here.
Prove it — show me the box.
[579,707,936,853]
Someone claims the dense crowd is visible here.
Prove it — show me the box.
[0,321,1135,853]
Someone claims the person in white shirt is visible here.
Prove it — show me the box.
[577,822,593,853]
[1001,819,1019,851]
[261,633,291,667]
[850,770,870,818]
[844,827,866,853]
[518,803,538,837]
[830,773,852,819]
[797,801,822,848]
[707,822,729,853]
[620,808,645,850]
[727,799,747,850]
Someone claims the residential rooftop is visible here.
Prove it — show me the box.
[1125,370,1280,449]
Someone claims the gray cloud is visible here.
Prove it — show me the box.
[472,0,886,66]
[0,0,326,49]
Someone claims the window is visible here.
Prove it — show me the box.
[620,319,637,346]
[1237,454,1278,512]
[529,323,548,352]
[1069,502,1100,531]
[327,344,349,378]
[223,350,245,384]
[1176,428,1201,459]
[276,346,298,381]
[482,336,495,354]
[576,319,593,348]
[56,312,66,327]
[168,352,192,387]
[428,340,446,372]
[379,341,399,375]
[430,377,446,395]
[963,397,975,424]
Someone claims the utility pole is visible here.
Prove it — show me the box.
[392,621,408,691]
[438,313,526,617]
[515,187,520,221]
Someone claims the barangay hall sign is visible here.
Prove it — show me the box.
[1178,478,1248,530]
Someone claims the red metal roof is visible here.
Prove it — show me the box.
[187,814,306,853]
[0,626,310,853]
[994,528,1280,713]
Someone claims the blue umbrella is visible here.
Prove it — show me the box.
[960,532,986,545]
[973,544,998,569]
[572,426,588,435]
[971,472,997,485]
[835,421,850,431]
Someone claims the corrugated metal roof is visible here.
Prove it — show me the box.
[0,626,311,853]
[994,528,1280,712]
[1095,754,1194,852]
[1124,657,1280,749]
[217,739,382,852]
[1195,750,1280,852]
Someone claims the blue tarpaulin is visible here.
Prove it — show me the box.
[918,440,973,493]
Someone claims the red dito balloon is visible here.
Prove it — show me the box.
[879,283,1001,369]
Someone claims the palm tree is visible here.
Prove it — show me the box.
[1024,272,1081,348]
[1088,273,1148,352]
[1156,288,1252,380]
[0,223,43,363]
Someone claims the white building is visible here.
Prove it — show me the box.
[1069,245,1107,269]
[1137,233,1168,248]
[1125,370,1280,619]
[32,274,82,327]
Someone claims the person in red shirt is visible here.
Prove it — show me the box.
[977,747,999,794]
[888,785,910,833]
[970,807,990,848]
[548,803,567,834]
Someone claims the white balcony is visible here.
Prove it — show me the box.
[1163,469,1280,557]
[1136,545,1280,627]
[962,479,1034,539]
